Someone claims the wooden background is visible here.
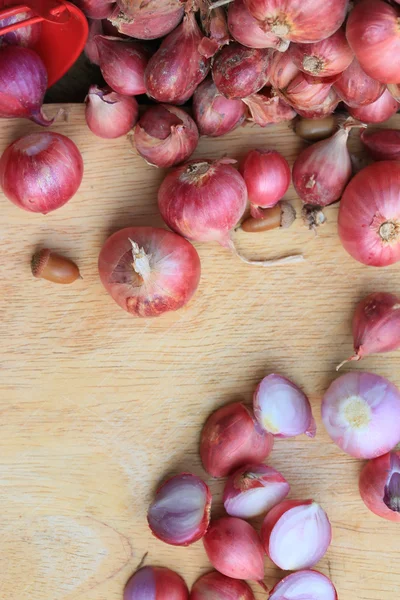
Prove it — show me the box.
[1,108,399,600]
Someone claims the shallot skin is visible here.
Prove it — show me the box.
[290,29,353,78]
[346,88,399,124]
[269,570,338,600]
[85,85,139,139]
[333,57,385,108]
[95,36,149,96]
[124,566,189,600]
[227,0,283,50]
[193,78,246,137]
[190,571,255,600]
[359,451,400,522]
[361,129,400,161]
[240,149,291,213]
[113,0,184,39]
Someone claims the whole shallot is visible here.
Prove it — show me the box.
[193,77,246,137]
[95,35,148,95]
[111,0,184,39]
[85,85,139,139]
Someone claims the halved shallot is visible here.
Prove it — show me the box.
[269,570,338,600]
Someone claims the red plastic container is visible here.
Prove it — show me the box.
[0,0,88,87]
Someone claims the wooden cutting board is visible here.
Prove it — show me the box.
[1,107,399,600]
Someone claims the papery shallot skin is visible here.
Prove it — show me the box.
[243,89,296,127]
[124,566,189,600]
[113,0,184,39]
[290,29,353,78]
[359,451,400,521]
[361,129,400,161]
[193,78,246,137]
[190,571,255,600]
[346,88,399,124]
[333,57,385,107]
[85,85,139,139]
[269,570,338,600]
[228,0,284,50]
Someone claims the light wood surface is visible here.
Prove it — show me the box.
[1,107,399,600]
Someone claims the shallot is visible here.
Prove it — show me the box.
[359,450,400,521]
[200,402,273,478]
[227,0,286,50]
[338,161,400,266]
[0,132,83,214]
[95,35,148,95]
[261,499,332,570]
[269,570,338,600]
[85,19,103,64]
[190,571,255,600]
[333,58,385,108]
[134,105,198,167]
[85,85,139,139]
[268,50,300,90]
[111,0,184,39]
[223,463,290,518]
[192,78,246,137]
[0,11,41,47]
[337,293,400,369]
[294,89,340,119]
[290,29,353,78]
[198,2,229,58]
[361,129,400,161]
[124,566,189,600]
[322,372,400,459]
[98,227,201,317]
[75,0,115,19]
[243,89,296,127]
[346,88,399,124]
[147,473,211,546]
[280,72,333,112]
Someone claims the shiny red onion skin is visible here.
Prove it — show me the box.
[244,0,348,44]
[338,161,400,266]
[228,0,284,50]
[95,35,148,95]
[359,452,400,522]
[124,566,189,600]
[145,12,210,104]
[193,78,246,137]
[346,0,400,84]
[333,58,385,108]
[190,571,255,600]
[85,86,138,139]
[0,132,83,214]
[290,29,353,78]
[361,129,400,161]
[134,105,199,167]
[269,570,338,600]
[212,44,272,100]
[0,11,42,47]
[158,159,247,245]
[240,149,291,211]
[346,88,399,124]
[243,89,297,126]
[200,402,273,478]
[203,517,265,581]
[98,227,201,317]
[269,50,300,90]
[74,0,115,18]
[281,72,333,111]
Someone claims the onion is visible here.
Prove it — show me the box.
[338,161,400,266]
[346,0,400,84]
[0,47,54,126]
[0,11,41,47]
[190,571,255,600]
[147,473,211,546]
[243,88,297,127]
[0,132,83,214]
[203,517,266,587]
[133,105,198,167]
[98,227,201,317]
[269,50,300,90]
[281,72,333,111]
[322,372,400,459]
[254,373,316,438]
[290,29,353,78]
[294,88,339,119]
[198,3,229,58]
[74,0,115,19]
[261,499,332,570]
[85,85,139,139]
[112,0,184,39]
[193,77,246,137]
[346,88,399,124]
[212,43,272,99]
[359,450,400,521]
[243,0,348,44]
[361,128,400,161]
[228,0,287,50]
[337,293,400,370]
[124,566,189,600]
[223,463,290,518]
[200,402,273,478]
[145,12,210,104]
[269,570,338,600]
[95,36,148,95]
[333,58,385,108]
[85,19,103,64]
[240,149,291,217]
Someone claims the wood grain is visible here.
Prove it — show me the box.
[1,107,400,600]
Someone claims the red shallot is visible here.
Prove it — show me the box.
[74,0,115,19]
[85,19,103,64]
[240,149,291,217]
[198,2,229,58]
[0,11,41,47]
[85,85,139,139]
[338,161,400,266]
[254,374,316,438]
[193,77,246,137]
[294,89,339,119]
[269,570,338,600]
[333,58,385,108]
[243,88,296,127]
[346,88,399,124]
[134,105,198,167]
[95,35,148,95]
[361,128,400,161]
[359,450,400,521]
[281,72,333,111]
[290,29,353,78]
[0,132,83,214]
[145,11,210,104]
[200,402,273,478]
[112,0,184,39]
[337,293,400,370]
[223,463,290,518]
[98,227,201,317]
[212,43,272,100]
[124,566,189,600]
[227,0,287,50]
[346,0,400,84]
[190,572,255,600]
[268,50,300,90]
[322,372,400,459]
[261,499,332,570]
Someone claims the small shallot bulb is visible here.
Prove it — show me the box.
[290,29,353,78]
[133,105,199,168]
[95,35,148,95]
[269,570,338,600]
[223,463,290,518]
[346,88,399,124]
[31,249,81,284]
[337,292,400,369]
[359,450,400,521]
[240,149,291,217]
[193,77,246,137]
[333,57,385,108]
[147,473,211,546]
[124,566,189,600]
[85,85,139,139]
[361,128,400,161]
[280,72,333,112]
[254,374,316,438]
[200,402,273,478]
[227,0,286,50]
[322,372,400,459]
[190,571,255,600]
[261,499,332,571]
